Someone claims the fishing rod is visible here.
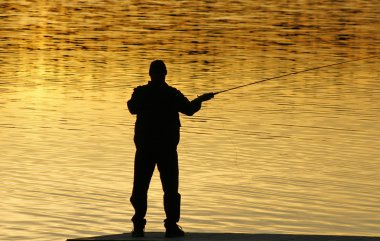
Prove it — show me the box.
[213,56,377,95]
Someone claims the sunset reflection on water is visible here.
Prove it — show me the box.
[1,1,379,241]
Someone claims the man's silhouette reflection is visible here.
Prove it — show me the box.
[127,60,214,237]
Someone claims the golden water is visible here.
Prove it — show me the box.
[1,1,379,240]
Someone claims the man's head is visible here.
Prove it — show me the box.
[149,60,167,82]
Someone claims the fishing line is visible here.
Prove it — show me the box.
[213,56,377,95]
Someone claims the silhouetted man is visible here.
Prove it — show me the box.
[127,60,214,238]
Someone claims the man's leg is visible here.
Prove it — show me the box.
[130,149,155,235]
[157,149,184,237]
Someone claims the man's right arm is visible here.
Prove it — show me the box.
[177,92,214,116]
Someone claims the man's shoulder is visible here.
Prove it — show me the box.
[133,82,185,97]
[133,84,149,93]
[167,85,189,100]
[166,84,182,93]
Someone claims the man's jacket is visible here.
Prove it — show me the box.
[128,81,201,148]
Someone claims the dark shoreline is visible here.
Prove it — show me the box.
[67,232,380,241]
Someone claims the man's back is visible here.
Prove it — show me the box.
[127,81,201,148]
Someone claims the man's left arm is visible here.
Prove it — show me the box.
[127,88,141,115]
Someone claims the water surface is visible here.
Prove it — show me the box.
[1,1,379,241]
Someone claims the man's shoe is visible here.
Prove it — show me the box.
[131,228,144,237]
[131,218,146,237]
[165,224,185,238]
